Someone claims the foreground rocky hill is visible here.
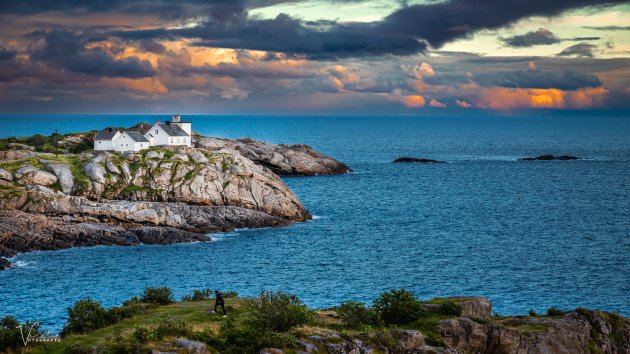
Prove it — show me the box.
[11,290,630,354]
[0,126,349,269]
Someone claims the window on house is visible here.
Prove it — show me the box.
[155,129,158,134]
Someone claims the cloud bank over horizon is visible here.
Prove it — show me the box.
[0,0,629,114]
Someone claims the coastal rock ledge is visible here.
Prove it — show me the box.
[0,127,350,266]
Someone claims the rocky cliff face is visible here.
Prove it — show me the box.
[0,128,350,266]
[196,136,351,175]
[256,298,630,354]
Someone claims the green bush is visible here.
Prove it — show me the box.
[140,287,174,305]
[337,300,382,328]
[69,141,92,154]
[28,134,47,147]
[250,290,313,332]
[64,343,93,354]
[152,320,191,340]
[97,332,145,354]
[547,307,564,316]
[61,299,110,336]
[223,290,239,298]
[132,327,151,344]
[107,306,138,323]
[528,309,537,317]
[437,301,461,316]
[182,288,213,302]
[1,316,43,352]
[372,289,422,325]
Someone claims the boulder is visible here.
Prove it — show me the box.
[0,257,11,270]
[0,150,37,160]
[393,157,446,163]
[189,150,208,163]
[7,143,35,151]
[0,168,12,181]
[145,151,164,159]
[84,162,106,183]
[171,153,189,162]
[106,161,121,175]
[15,167,57,186]
[520,155,581,161]
[46,164,75,194]
[173,339,210,354]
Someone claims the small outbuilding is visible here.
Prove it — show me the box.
[94,128,121,151]
[113,131,150,153]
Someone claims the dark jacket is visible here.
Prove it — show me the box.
[215,292,224,305]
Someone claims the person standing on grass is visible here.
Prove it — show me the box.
[213,290,227,317]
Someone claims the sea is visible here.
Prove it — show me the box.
[1,114,629,333]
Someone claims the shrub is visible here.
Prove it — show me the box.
[1,316,43,352]
[64,343,93,354]
[528,309,537,317]
[372,289,422,325]
[69,141,91,154]
[107,306,138,323]
[437,301,461,316]
[223,290,239,298]
[250,290,313,332]
[152,320,191,340]
[61,299,110,336]
[97,332,145,354]
[28,134,47,147]
[337,300,382,328]
[182,288,213,302]
[132,327,150,344]
[140,287,174,305]
[547,307,564,316]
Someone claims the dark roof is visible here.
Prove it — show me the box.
[159,123,189,137]
[124,131,150,142]
[94,127,119,140]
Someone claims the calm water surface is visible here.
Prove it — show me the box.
[1,115,629,333]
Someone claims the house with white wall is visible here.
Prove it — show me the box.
[94,128,121,151]
[113,131,150,153]
[93,115,192,152]
[145,117,192,148]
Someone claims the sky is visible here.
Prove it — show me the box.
[0,0,629,114]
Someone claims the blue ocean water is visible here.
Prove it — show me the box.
[1,114,629,333]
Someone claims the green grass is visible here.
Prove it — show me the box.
[27,299,251,354]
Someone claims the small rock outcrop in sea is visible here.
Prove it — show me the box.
[0,257,10,270]
[0,125,350,268]
[520,155,581,161]
[393,157,446,163]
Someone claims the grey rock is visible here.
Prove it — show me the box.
[173,339,210,354]
[84,162,106,184]
[0,168,12,181]
[171,153,189,162]
[145,151,164,159]
[106,161,121,175]
[46,164,75,194]
[15,167,57,186]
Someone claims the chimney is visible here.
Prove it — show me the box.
[172,114,180,123]
[108,128,112,132]
[166,121,170,125]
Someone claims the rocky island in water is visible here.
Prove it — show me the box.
[0,122,350,269]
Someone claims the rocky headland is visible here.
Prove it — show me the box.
[0,125,349,268]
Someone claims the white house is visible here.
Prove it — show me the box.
[94,128,121,151]
[94,115,192,152]
[113,131,150,153]
[145,117,192,148]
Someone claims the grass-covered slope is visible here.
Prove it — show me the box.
[3,288,629,354]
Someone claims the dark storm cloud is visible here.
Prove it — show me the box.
[476,69,602,90]
[501,28,561,47]
[105,0,627,59]
[557,43,598,57]
[582,26,630,31]
[0,46,16,60]
[28,30,156,78]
